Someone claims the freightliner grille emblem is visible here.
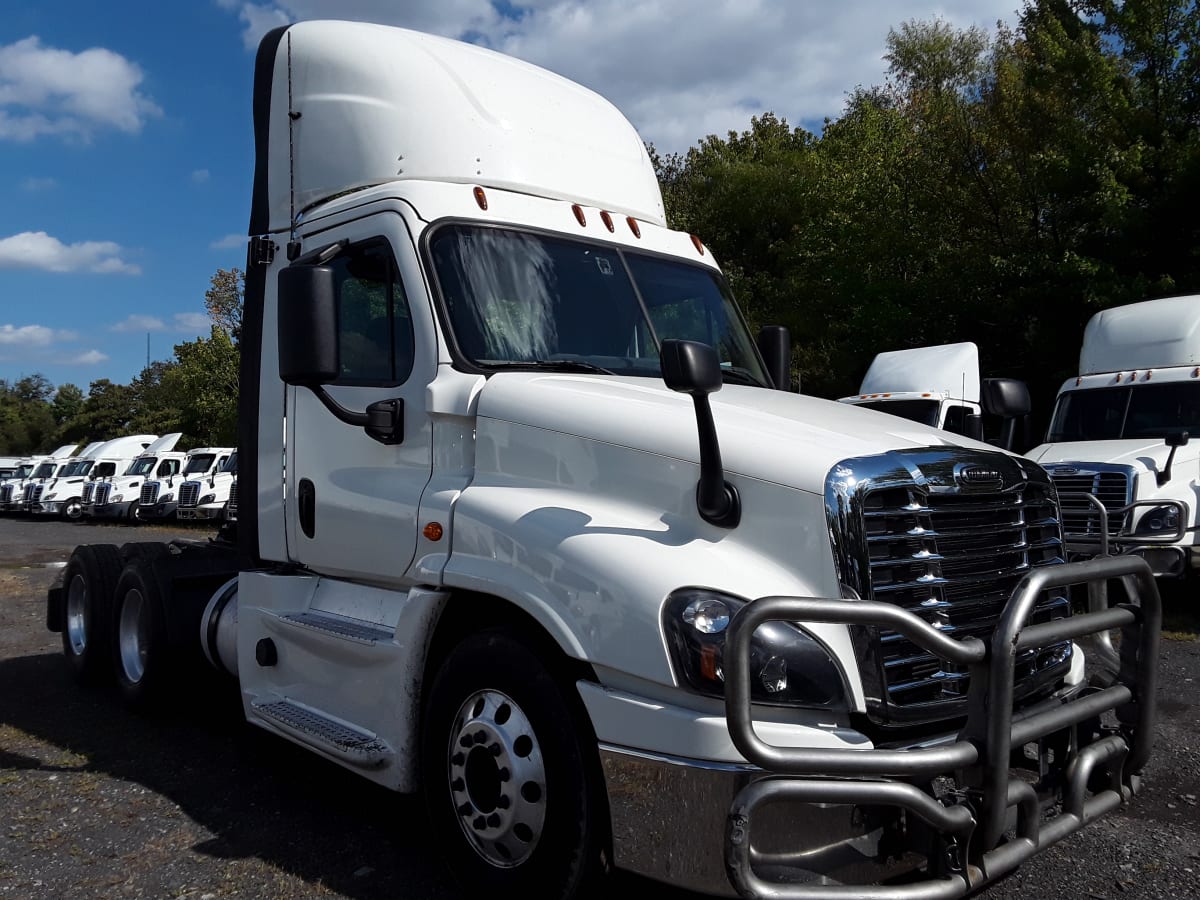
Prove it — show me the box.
[955,464,1005,490]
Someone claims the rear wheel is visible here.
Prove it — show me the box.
[421,629,607,899]
[111,563,169,709]
[61,544,123,684]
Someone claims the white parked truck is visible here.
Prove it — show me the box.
[47,21,1160,900]
[15,443,96,514]
[838,342,1033,451]
[1,444,78,512]
[136,446,233,522]
[175,450,238,521]
[35,435,157,520]
[84,433,185,522]
[1028,294,1200,579]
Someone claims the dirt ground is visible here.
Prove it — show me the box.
[1,516,1198,899]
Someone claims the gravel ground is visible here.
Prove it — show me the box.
[0,516,1198,899]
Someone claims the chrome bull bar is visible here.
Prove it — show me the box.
[723,554,1160,899]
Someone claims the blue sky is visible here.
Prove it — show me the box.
[1,0,1017,394]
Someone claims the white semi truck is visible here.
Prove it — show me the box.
[175,450,237,522]
[34,434,157,520]
[84,433,185,522]
[136,446,234,522]
[15,443,98,514]
[47,21,1160,900]
[0,444,77,512]
[1029,294,1200,579]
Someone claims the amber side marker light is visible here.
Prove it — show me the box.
[473,186,488,210]
[572,204,587,226]
[423,522,444,542]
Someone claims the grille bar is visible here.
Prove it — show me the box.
[140,482,159,505]
[1049,470,1130,538]
[179,481,201,508]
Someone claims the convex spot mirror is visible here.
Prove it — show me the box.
[278,265,339,386]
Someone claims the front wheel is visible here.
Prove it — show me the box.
[63,498,83,521]
[421,629,607,900]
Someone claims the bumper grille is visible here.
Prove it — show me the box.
[25,484,43,504]
[140,482,159,505]
[179,481,201,508]
[828,450,1071,725]
[1048,470,1130,539]
[94,482,112,506]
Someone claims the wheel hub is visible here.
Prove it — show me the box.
[117,588,149,684]
[65,574,87,655]
[448,689,546,867]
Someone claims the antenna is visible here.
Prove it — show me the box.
[147,332,151,370]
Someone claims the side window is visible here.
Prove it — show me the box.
[157,460,179,477]
[329,241,414,386]
[943,405,972,435]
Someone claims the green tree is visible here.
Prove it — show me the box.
[51,383,85,427]
[205,267,244,343]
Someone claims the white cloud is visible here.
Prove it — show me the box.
[0,231,140,275]
[0,323,78,347]
[174,312,213,332]
[210,233,245,250]
[218,1,1015,152]
[191,168,210,184]
[111,314,166,333]
[20,175,56,191]
[63,349,109,365]
[0,36,161,142]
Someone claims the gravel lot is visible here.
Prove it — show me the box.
[0,516,1198,899]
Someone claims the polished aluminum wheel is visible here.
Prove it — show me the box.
[447,689,547,868]
[65,574,88,655]
[117,588,149,684]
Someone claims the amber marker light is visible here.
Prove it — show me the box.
[423,522,444,541]
[572,204,586,226]
[600,210,614,232]
[627,216,641,238]
[473,186,488,210]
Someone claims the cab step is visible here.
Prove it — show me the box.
[252,698,394,768]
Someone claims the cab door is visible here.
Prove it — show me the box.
[284,212,433,584]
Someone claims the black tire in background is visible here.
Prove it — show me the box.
[421,628,608,900]
[60,544,123,684]
[111,561,171,710]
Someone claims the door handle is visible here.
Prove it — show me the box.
[298,478,316,538]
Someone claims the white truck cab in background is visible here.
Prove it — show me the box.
[35,435,157,520]
[46,22,1161,900]
[0,444,77,512]
[137,446,233,522]
[19,443,100,514]
[1029,294,1200,578]
[85,433,185,522]
[175,450,237,521]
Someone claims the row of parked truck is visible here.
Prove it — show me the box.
[0,436,238,524]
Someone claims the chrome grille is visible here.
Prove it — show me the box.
[0,484,12,504]
[81,482,96,505]
[1048,469,1131,539]
[25,483,44,503]
[828,450,1071,725]
[140,482,160,505]
[94,482,112,506]
[179,481,201,508]
[227,480,238,519]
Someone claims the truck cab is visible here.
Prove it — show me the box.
[1,444,78,513]
[85,433,185,521]
[175,450,237,522]
[138,446,233,522]
[1029,294,1200,578]
[36,434,157,520]
[21,443,100,514]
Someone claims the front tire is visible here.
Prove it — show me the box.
[60,544,123,684]
[63,498,83,521]
[421,629,606,899]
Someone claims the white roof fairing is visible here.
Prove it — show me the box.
[855,342,981,403]
[1080,295,1200,374]
[263,21,665,233]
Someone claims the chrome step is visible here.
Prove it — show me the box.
[280,611,394,644]
[253,698,393,768]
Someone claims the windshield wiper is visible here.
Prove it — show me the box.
[720,366,769,387]
[485,359,617,375]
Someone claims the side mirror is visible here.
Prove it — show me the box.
[1166,431,1190,448]
[1159,430,1189,486]
[980,378,1031,418]
[756,326,792,392]
[278,265,339,386]
[964,413,984,442]
[660,340,739,528]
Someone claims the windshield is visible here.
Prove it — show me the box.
[14,464,33,479]
[854,399,941,428]
[1048,382,1200,442]
[73,460,95,476]
[184,454,216,475]
[126,457,156,477]
[430,225,768,385]
[32,463,55,479]
[220,452,238,474]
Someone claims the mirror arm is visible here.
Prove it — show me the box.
[690,394,741,527]
[308,386,404,445]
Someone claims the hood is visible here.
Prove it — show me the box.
[476,373,994,491]
[1028,439,1195,474]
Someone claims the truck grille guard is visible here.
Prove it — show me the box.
[722,553,1160,899]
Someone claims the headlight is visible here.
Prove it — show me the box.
[111,494,124,502]
[199,494,216,505]
[45,493,56,500]
[662,588,846,709]
[161,493,174,503]
[1135,504,1181,534]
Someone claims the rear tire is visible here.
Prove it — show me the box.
[60,544,123,684]
[421,629,607,900]
[111,563,170,710]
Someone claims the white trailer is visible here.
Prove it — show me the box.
[1029,294,1200,578]
[47,22,1159,900]
[84,433,185,522]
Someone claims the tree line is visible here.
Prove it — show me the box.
[3,0,1197,453]
[0,269,242,454]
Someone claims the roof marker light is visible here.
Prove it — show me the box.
[1145,370,1152,380]
[922,393,932,397]
[690,234,705,255]
[473,186,488,210]
[600,210,614,232]
[627,216,641,238]
[572,204,586,226]
[1129,371,1138,381]
[1194,368,1200,378]
[1076,377,1082,386]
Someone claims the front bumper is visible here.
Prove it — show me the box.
[138,501,178,519]
[176,504,224,521]
[1059,494,1194,577]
